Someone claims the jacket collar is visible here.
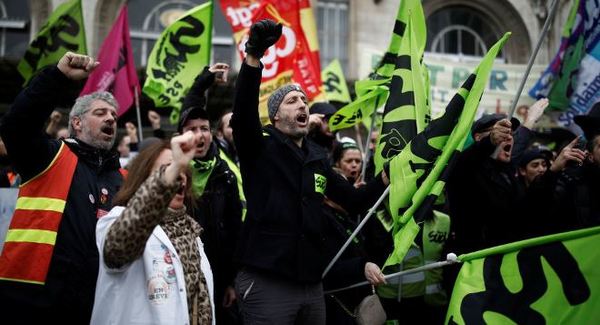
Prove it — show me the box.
[63,138,121,171]
[263,125,326,164]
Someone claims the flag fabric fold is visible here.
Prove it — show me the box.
[143,2,213,124]
[384,32,511,268]
[80,6,139,116]
[446,226,600,324]
[17,0,87,85]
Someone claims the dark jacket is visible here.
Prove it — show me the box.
[446,136,526,254]
[526,163,600,233]
[190,142,243,297]
[0,67,124,324]
[231,62,386,283]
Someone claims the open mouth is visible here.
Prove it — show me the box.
[350,170,358,178]
[101,125,114,136]
[503,144,512,153]
[296,113,308,125]
[176,183,185,195]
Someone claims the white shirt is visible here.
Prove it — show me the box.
[91,206,215,325]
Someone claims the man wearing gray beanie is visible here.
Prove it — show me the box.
[230,19,389,325]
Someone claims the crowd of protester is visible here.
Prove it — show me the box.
[0,20,598,325]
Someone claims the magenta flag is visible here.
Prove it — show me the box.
[80,5,139,116]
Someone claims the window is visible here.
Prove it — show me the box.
[0,0,30,59]
[317,0,349,70]
[427,6,503,60]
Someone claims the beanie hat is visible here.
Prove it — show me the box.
[267,84,306,122]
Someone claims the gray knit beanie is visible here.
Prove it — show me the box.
[267,84,306,122]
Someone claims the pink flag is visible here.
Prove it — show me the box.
[80,5,139,116]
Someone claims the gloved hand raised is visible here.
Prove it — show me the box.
[245,19,283,59]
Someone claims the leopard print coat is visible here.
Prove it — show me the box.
[104,167,212,324]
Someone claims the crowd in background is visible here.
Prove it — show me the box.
[0,20,598,325]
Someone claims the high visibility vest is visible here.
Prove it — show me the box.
[377,211,450,306]
[218,148,247,221]
[0,142,78,285]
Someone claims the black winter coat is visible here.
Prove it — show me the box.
[231,62,386,283]
[0,67,124,324]
[446,136,526,254]
[190,143,243,300]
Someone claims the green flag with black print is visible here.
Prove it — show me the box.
[446,226,600,324]
[17,0,87,84]
[383,32,511,268]
[372,5,430,175]
[321,59,352,104]
[143,2,212,124]
[328,0,426,133]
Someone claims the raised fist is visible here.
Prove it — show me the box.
[245,19,283,59]
[57,52,99,81]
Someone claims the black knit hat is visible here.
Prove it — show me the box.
[518,148,552,168]
[574,102,600,141]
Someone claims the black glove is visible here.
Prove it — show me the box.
[245,19,283,58]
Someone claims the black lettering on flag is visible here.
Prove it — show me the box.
[331,113,347,127]
[324,71,342,94]
[23,15,81,69]
[449,242,590,325]
[152,15,205,80]
[393,19,406,37]
[380,124,415,158]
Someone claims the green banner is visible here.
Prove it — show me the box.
[447,226,600,324]
[17,0,87,84]
[384,33,511,268]
[321,59,351,103]
[143,2,213,124]
[373,5,429,175]
[329,87,388,131]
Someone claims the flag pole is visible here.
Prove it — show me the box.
[322,185,390,278]
[324,253,459,294]
[507,0,559,118]
[361,96,380,178]
[134,86,143,141]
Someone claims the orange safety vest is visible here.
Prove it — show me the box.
[0,142,78,285]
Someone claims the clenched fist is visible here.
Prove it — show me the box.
[57,52,99,81]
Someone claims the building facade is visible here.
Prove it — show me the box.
[0,0,570,113]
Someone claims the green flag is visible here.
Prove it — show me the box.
[384,33,511,268]
[321,59,351,103]
[373,5,429,175]
[143,2,213,124]
[446,226,600,324]
[328,0,426,134]
[17,0,87,84]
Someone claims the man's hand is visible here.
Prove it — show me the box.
[364,262,386,286]
[523,98,549,129]
[125,122,139,144]
[209,63,230,83]
[550,136,587,172]
[148,110,161,130]
[308,113,325,131]
[49,111,62,124]
[490,119,513,146]
[222,286,237,308]
[57,52,99,80]
[245,19,282,59]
